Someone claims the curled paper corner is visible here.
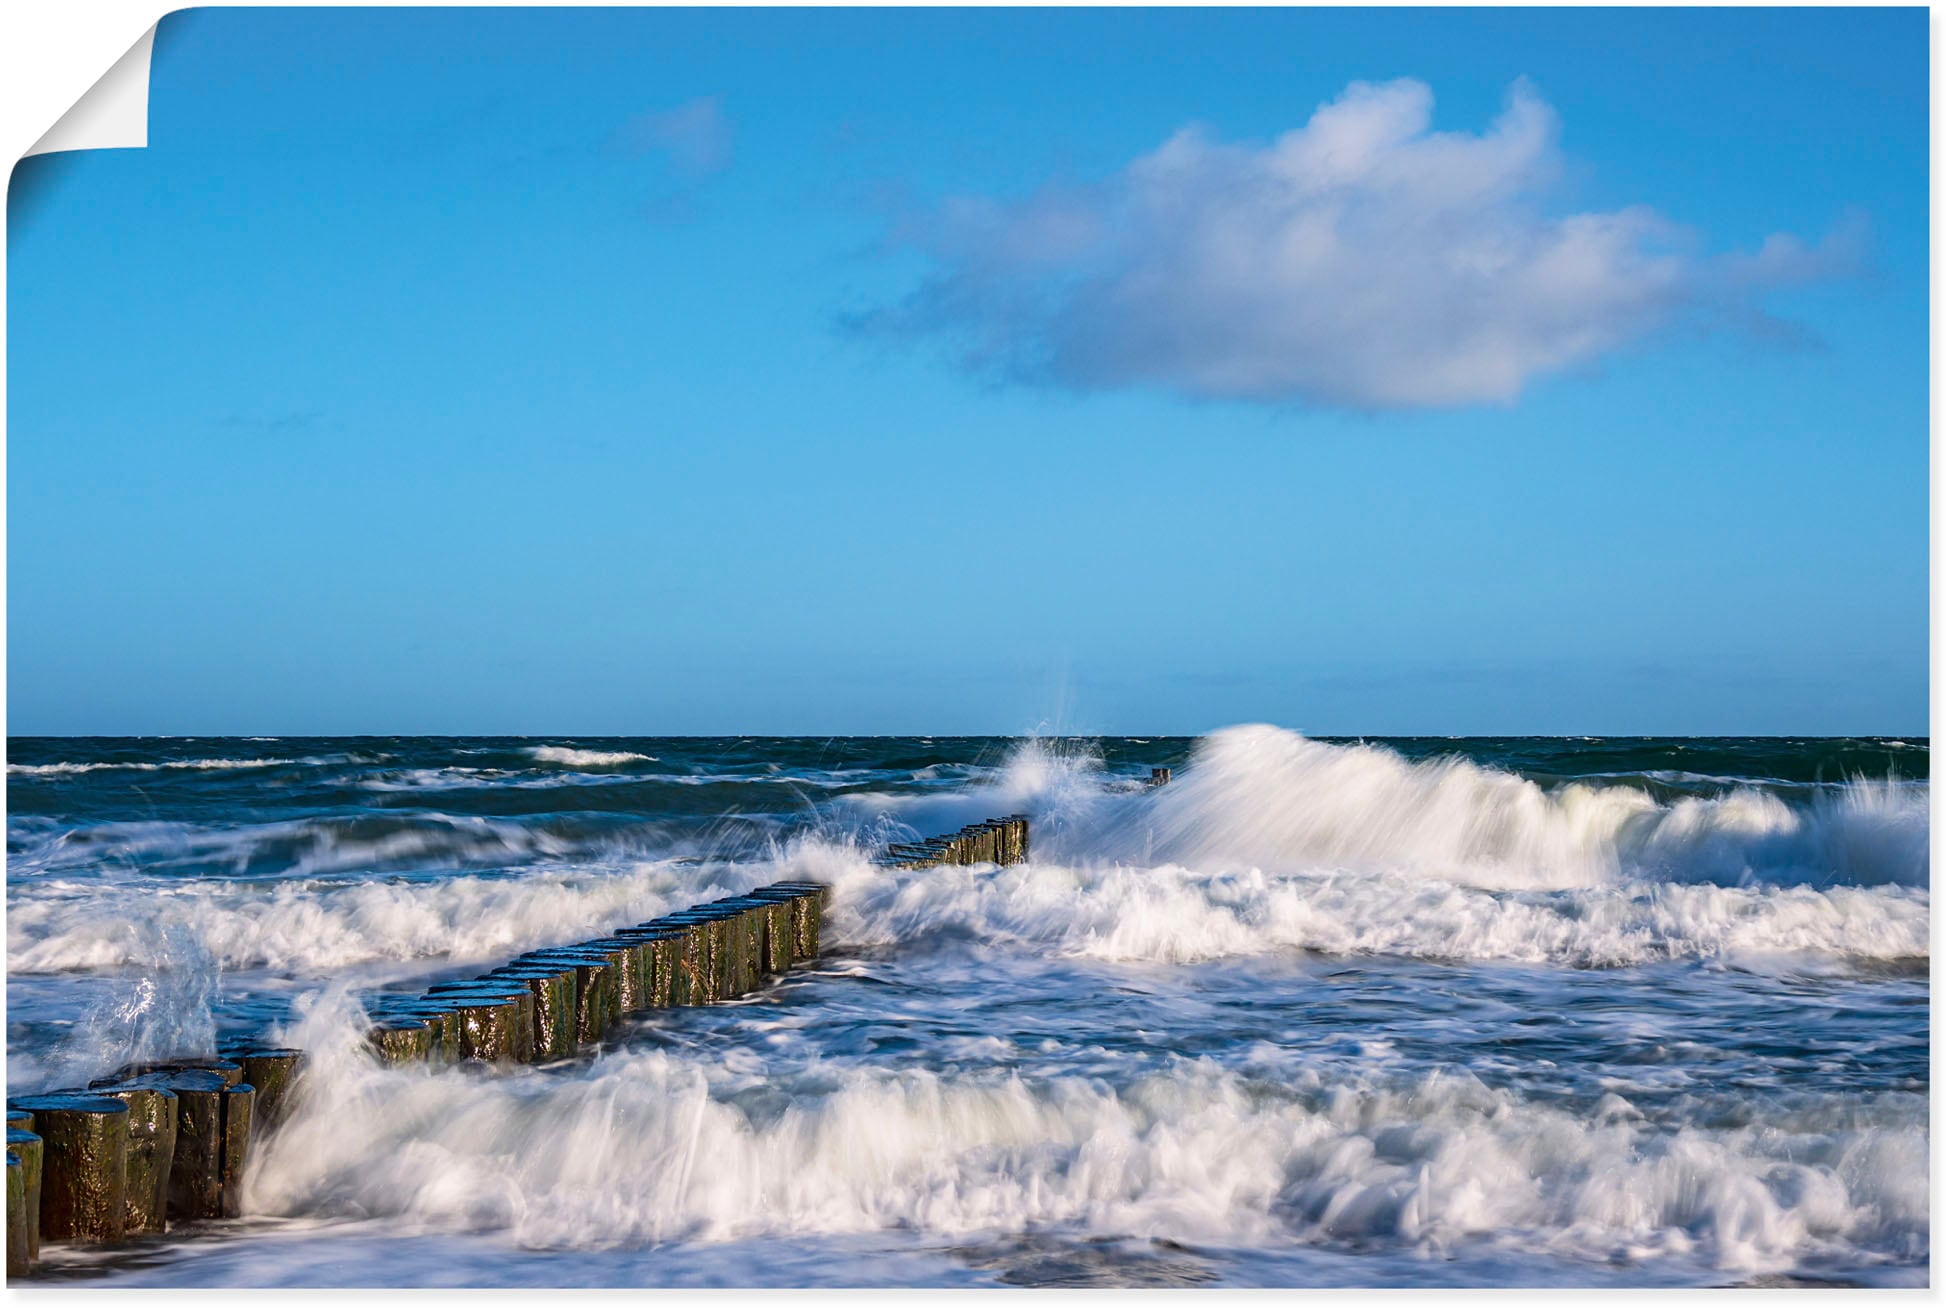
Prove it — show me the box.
[24,22,158,159]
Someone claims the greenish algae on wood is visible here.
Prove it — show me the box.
[5,1095,128,1244]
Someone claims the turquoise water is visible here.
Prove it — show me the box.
[5,729,1929,1286]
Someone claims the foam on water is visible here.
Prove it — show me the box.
[226,998,1924,1281]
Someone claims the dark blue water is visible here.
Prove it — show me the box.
[6,729,1929,1286]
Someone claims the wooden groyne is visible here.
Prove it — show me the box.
[360,880,830,1069]
[6,811,1036,1278]
[3,879,832,1277]
[882,815,1029,869]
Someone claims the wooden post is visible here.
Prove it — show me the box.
[218,1085,253,1218]
[449,996,522,1065]
[516,951,620,1043]
[612,926,689,1007]
[425,984,538,1064]
[572,940,649,1014]
[6,1129,41,1262]
[5,1095,128,1244]
[92,1084,177,1235]
[7,1156,26,1278]
[222,1048,305,1130]
[366,1018,435,1066]
[141,1070,228,1223]
[480,965,579,1061]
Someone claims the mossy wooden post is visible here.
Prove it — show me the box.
[693,907,749,996]
[95,1084,176,1235]
[575,940,647,1014]
[226,1049,304,1129]
[769,882,826,958]
[7,1156,26,1278]
[218,1084,253,1218]
[717,904,763,994]
[741,894,796,972]
[629,923,706,1006]
[6,1130,41,1262]
[372,1003,459,1066]
[483,965,579,1061]
[522,950,622,1039]
[428,984,537,1064]
[153,1070,228,1223]
[7,1095,128,1244]
[613,926,687,1007]
[451,996,521,1065]
[654,913,723,1002]
[368,1017,434,1065]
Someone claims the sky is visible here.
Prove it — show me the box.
[6,6,1929,737]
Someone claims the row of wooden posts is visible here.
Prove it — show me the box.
[361,880,830,1067]
[4,878,832,1277]
[6,1044,305,1273]
[884,815,1030,870]
[6,811,1039,1277]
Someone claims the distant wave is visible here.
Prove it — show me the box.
[7,757,304,777]
[968,726,1929,893]
[526,746,658,769]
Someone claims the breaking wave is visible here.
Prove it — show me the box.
[241,998,1926,1279]
[990,725,1928,893]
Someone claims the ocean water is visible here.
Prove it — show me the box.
[4,727,1929,1287]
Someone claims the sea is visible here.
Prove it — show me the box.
[4,727,1929,1287]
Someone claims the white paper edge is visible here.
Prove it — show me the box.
[22,21,157,159]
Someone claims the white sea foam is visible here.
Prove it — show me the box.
[817,854,1929,968]
[6,859,765,975]
[240,998,1926,1277]
[526,747,657,768]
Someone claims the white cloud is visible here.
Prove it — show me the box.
[861,79,1861,410]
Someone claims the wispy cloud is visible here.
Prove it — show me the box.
[615,96,733,176]
[853,78,1863,411]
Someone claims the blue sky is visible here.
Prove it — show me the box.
[7,6,1928,736]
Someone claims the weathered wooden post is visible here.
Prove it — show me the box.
[612,925,689,1007]
[480,964,579,1061]
[517,950,621,1042]
[571,939,649,1014]
[93,1083,177,1235]
[222,1048,305,1130]
[651,911,730,1001]
[5,1128,41,1263]
[449,996,523,1065]
[369,1001,461,1066]
[6,1095,129,1244]
[426,983,537,1064]
[767,881,827,958]
[700,903,762,995]
[218,1085,253,1218]
[7,1156,26,1278]
[367,1018,436,1066]
[739,891,799,972]
[148,1069,229,1222]
[1149,766,1171,787]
